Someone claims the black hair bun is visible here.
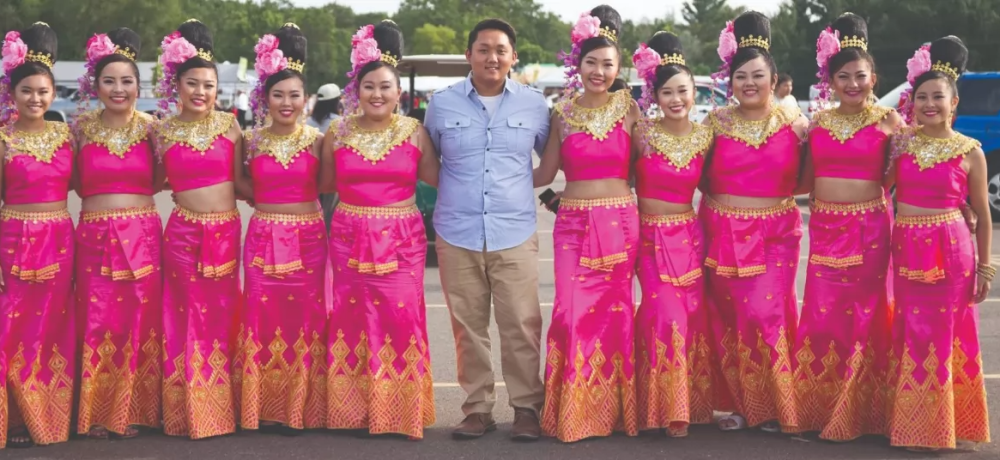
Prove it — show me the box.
[831,13,868,50]
[733,10,770,52]
[373,20,403,62]
[647,31,684,61]
[176,19,214,56]
[930,36,969,76]
[20,22,58,63]
[590,5,622,37]
[274,23,306,66]
[107,27,140,59]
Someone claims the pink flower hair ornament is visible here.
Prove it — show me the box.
[249,33,288,134]
[632,43,661,113]
[900,45,931,125]
[74,33,120,128]
[810,27,841,113]
[554,12,609,136]
[337,24,390,139]
[0,31,29,128]
[710,21,736,104]
[154,31,198,118]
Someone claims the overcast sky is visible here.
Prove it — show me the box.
[288,0,778,23]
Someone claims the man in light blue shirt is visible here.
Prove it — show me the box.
[425,18,550,442]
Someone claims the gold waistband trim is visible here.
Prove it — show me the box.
[560,195,636,210]
[640,210,697,226]
[172,206,241,224]
[0,207,71,222]
[895,210,963,228]
[812,197,887,215]
[704,196,797,219]
[81,205,159,223]
[335,202,420,218]
[251,210,323,225]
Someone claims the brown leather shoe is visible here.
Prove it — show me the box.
[452,413,496,439]
[510,408,541,441]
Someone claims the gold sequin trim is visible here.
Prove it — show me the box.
[197,260,238,278]
[811,196,887,215]
[812,105,891,143]
[579,252,630,271]
[339,114,419,164]
[560,195,636,211]
[172,206,241,224]
[334,202,420,218]
[81,205,159,223]
[250,258,304,277]
[704,258,766,278]
[347,259,399,275]
[897,266,946,284]
[709,105,799,149]
[556,89,632,140]
[0,121,70,163]
[704,196,797,219]
[247,124,319,169]
[251,210,323,225]
[894,210,962,228]
[157,111,235,153]
[897,127,981,171]
[641,121,712,169]
[79,110,153,158]
[809,254,864,269]
[101,264,156,281]
[661,268,703,287]
[640,211,697,226]
[0,207,71,222]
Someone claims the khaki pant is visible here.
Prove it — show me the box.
[437,234,544,416]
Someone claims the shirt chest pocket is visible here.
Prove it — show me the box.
[443,117,472,151]
[504,115,534,154]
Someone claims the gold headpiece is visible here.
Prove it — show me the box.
[931,60,960,80]
[286,58,305,73]
[738,34,769,51]
[25,50,53,68]
[839,35,868,52]
[283,22,299,29]
[598,27,618,43]
[380,52,399,67]
[115,47,137,61]
[660,53,685,66]
[196,48,214,62]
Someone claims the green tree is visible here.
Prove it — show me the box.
[680,0,745,76]
[515,40,547,66]
[411,23,461,54]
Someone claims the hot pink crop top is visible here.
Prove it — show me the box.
[158,111,236,193]
[247,126,321,204]
[77,111,156,198]
[556,89,633,182]
[635,122,712,204]
[335,116,421,206]
[706,106,802,197]
[809,107,892,181]
[894,128,980,209]
[1,122,72,204]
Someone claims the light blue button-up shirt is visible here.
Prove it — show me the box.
[426,76,550,252]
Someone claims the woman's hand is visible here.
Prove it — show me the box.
[542,191,562,213]
[975,273,991,304]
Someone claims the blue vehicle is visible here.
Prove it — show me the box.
[879,72,1000,220]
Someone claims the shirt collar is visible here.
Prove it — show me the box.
[463,73,516,97]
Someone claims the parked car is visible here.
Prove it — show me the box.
[879,72,1000,220]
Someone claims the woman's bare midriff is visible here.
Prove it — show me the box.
[708,194,791,208]
[563,179,632,200]
[813,177,884,204]
[174,182,237,213]
[3,200,69,212]
[81,194,156,212]
[637,198,694,216]
[254,201,321,215]
[896,202,959,217]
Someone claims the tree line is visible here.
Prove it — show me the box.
[2,0,998,98]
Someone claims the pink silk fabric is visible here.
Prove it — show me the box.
[707,127,801,197]
[2,142,72,204]
[77,142,156,197]
[701,196,802,430]
[75,206,163,436]
[250,154,319,204]
[161,207,242,439]
[162,138,235,193]
[334,143,420,206]
[792,196,893,440]
[809,125,888,181]
[236,211,328,430]
[542,196,640,442]
[635,154,704,204]
[895,155,968,209]
[560,125,631,181]
[0,209,75,448]
[887,211,990,449]
[635,211,717,434]
[326,203,434,438]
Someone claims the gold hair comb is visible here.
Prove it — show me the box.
[738,34,769,51]
[380,52,399,67]
[25,50,53,68]
[839,35,868,52]
[931,60,960,80]
[286,58,305,72]
[598,27,618,43]
[115,47,137,61]
[660,53,685,66]
[196,48,213,62]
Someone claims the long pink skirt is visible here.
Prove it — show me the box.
[701,197,801,431]
[792,197,893,440]
[326,203,434,439]
[75,206,163,435]
[237,210,327,430]
[887,211,990,449]
[0,208,75,448]
[635,211,715,435]
[542,196,640,442]
[162,206,241,440]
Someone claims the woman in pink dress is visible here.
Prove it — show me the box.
[886,36,990,452]
[0,23,75,449]
[153,19,248,440]
[790,13,903,441]
[534,5,641,443]
[237,23,327,435]
[703,11,809,433]
[630,32,716,437]
[73,27,163,441]
[322,20,439,440]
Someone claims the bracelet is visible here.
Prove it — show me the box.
[976,263,996,281]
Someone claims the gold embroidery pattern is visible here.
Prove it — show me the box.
[161,340,236,439]
[334,202,420,219]
[0,207,71,222]
[173,206,240,224]
[809,254,864,269]
[895,210,962,228]
[709,105,798,149]
[642,121,712,169]
[636,324,715,431]
[704,196,797,219]
[340,115,419,164]
[897,127,981,171]
[560,195,635,210]
[813,105,891,143]
[0,378,6,448]
[640,211,697,227]
[556,89,632,140]
[6,343,74,445]
[157,111,235,153]
[248,125,320,169]
[0,121,70,163]
[77,330,162,434]
[717,327,798,430]
[347,260,399,276]
[326,330,436,438]
[79,110,153,158]
[705,258,766,278]
[251,210,323,225]
[541,340,638,442]
[812,197,887,215]
[887,341,990,449]
[80,206,159,223]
